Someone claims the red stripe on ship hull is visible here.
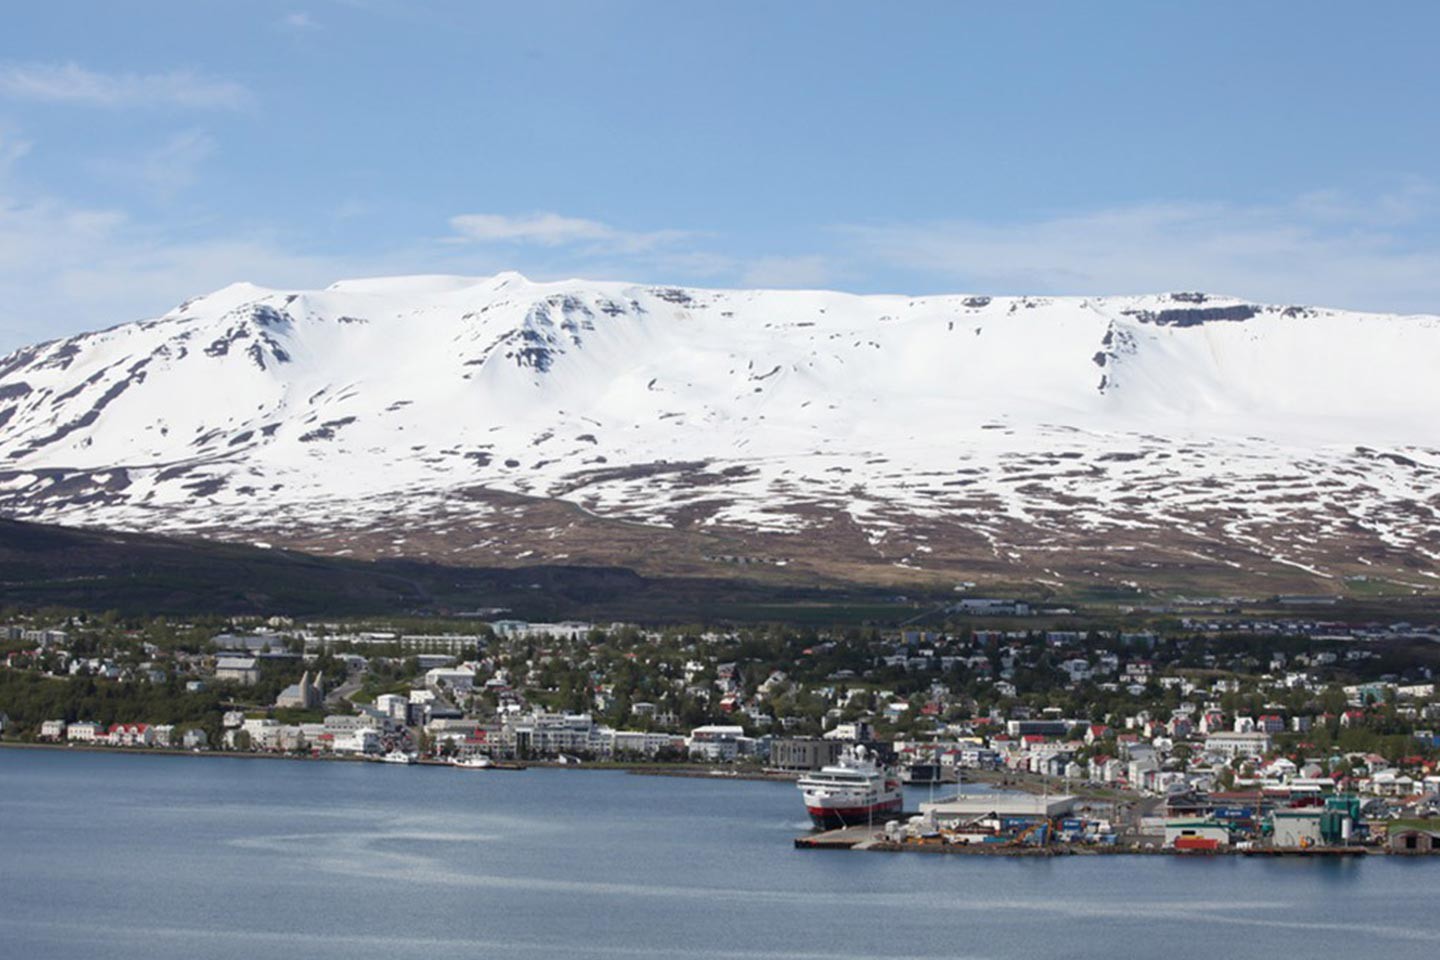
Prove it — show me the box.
[806,799,903,829]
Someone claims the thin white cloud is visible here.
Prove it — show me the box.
[0,62,253,111]
[0,190,554,350]
[448,211,690,255]
[450,212,614,245]
[8,181,1440,356]
[280,11,319,31]
[0,129,32,171]
[739,254,833,290]
[100,129,217,198]
[840,186,1440,314]
[0,198,735,350]
[0,191,366,348]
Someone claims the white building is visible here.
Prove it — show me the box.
[507,712,599,756]
[66,721,102,742]
[333,728,381,755]
[425,665,476,694]
[687,724,747,761]
[1204,731,1272,759]
[428,718,482,746]
[921,793,1077,825]
[610,730,684,757]
[324,714,379,738]
[823,721,872,742]
[375,693,410,723]
[40,719,67,740]
[1272,810,1324,847]
[238,718,282,750]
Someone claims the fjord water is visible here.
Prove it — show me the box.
[3,749,1436,960]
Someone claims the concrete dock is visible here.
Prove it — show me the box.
[794,825,885,850]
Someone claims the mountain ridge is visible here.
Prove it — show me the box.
[0,273,1436,598]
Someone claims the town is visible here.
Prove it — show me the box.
[4,608,1440,855]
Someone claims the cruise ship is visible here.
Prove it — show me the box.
[797,746,903,829]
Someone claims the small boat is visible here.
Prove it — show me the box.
[379,750,417,765]
[453,755,494,769]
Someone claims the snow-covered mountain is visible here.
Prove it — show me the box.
[1,272,1437,596]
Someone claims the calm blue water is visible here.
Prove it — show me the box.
[2,748,1437,959]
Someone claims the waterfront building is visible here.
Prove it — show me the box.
[428,718,483,745]
[507,712,602,756]
[107,723,154,747]
[1164,820,1231,850]
[1271,810,1324,847]
[920,793,1077,827]
[236,718,282,750]
[609,730,685,758]
[687,724,749,761]
[65,722,102,743]
[39,719,67,740]
[332,728,381,755]
[1271,798,1359,847]
[1389,829,1440,853]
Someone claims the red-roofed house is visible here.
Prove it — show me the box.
[107,723,154,747]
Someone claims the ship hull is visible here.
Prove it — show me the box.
[806,797,904,830]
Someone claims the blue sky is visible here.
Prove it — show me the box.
[1,1,1438,348]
